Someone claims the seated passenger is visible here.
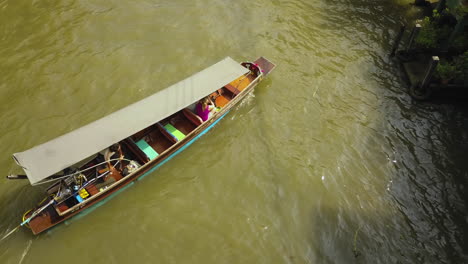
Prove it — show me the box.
[196,97,216,121]
[99,143,124,171]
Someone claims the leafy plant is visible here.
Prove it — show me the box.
[450,33,468,51]
[415,17,439,49]
[415,9,456,49]
[436,60,458,81]
[454,3,468,17]
[454,51,468,80]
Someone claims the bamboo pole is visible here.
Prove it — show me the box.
[406,23,421,52]
[421,56,439,89]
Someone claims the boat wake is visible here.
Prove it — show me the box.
[18,239,32,264]
[0,225,20,243]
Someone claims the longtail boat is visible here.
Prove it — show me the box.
[5,57,275,235]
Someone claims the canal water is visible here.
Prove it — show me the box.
[0,0,467,263]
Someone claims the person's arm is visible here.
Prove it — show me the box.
[104,150,115,170]
[208,99,216,111]
[117,147,124,170]
[118,147,124,160]
[208,98,215,107]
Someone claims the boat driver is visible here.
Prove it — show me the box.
[99,143,124,171]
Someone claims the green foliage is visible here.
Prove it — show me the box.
[455,51,468,68]
[415,17,439,49]
[432,9,441,19]
[451,33,468,50]
[436,61,458,80]
[433,52,467,83]
[454,3,468,16]
[415,9,457,49]
[454,51,468,80]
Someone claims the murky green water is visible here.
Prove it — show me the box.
[1,0,467,263]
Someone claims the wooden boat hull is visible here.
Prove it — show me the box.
[24,57,275,235]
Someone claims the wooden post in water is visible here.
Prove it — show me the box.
[406,23,421,52]
[421,56,439,89]
[390,24,406,57]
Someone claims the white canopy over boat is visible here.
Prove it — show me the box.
[14,57,249,185]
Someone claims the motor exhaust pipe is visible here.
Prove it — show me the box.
[6,174,28,180]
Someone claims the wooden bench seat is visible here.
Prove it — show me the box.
[135,139,159,160]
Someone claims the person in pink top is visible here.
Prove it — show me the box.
[196,97,216,121]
